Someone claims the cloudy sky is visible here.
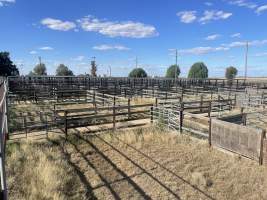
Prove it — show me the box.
[1,0,267,77]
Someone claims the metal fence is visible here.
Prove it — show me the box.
[0,79,8,200]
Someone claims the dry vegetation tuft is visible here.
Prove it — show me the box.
[6,139,86,200]
[6,127,267,200]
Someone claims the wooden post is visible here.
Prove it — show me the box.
[45,114,48,138]
[234,94,237,107]
[150,106,154,124]
[200,95,203,112]
[259,130,266,165]
[208,101,212,147]
[64,111,68,137]
[179,103,184,133]
[24,116,27,138]
[102,92,105,106]
[128,98,131,120]
[241,107,246,126]
[113,102,116,131]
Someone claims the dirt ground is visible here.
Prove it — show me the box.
[6,126,267,200]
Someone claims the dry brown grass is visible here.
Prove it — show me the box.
[6,126,267,200]
[131,97,155,105]
[6,139,86,200]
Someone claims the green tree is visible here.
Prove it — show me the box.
[0,52,19,76]
[166,64,180,78]
[56,64,74,76]
[32,63,47,75]
[128,68,148,78]
[188,62,208,79]
[225,66,238,79]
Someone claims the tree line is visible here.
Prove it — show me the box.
[128,62,238,80]
[0,51,238,79]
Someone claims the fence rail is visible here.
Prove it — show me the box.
[0,79,8,200]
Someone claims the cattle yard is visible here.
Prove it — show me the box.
[2,76,267,199]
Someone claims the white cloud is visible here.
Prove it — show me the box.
[179,46,229,55]
[29,51,37,55]
[224,39,267,47]
[199,10,232,24]
[93,44,130,51]
[39,46,54,50]
[178,38,267,56]
[231,33,241,38]
[227,41,246,47]
[177,11,197,23]
[0,0,15,7]
[256,5,267,14]
[205,34,221,40]
[177,10,232,24]
[227,0,258,9]
[254,52,267,57]
[72,56,85,61]
[41,18,76,31]
[77,16,158,38]
[205,2,213,6]
[226,0,267,15]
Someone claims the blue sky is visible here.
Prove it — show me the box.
[1,0,267,77]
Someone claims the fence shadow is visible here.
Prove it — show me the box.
[48,138,98,200]
[77,128,216,200]
[112,134,216,200]
[73,130,185,199]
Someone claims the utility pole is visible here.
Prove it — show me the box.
[38,56,42,65]
[135,56,138,69]
[245,41,249,80]
[175,49,178,89]
[175,49,178,66]
[20,64,23,76]
[175,49,178,79]
[109,66,111,77]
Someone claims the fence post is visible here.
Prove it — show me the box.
[24,116,27,138]
[150,106,154,124]
[179,102,184,133]
[259,130,266,165]
[167,110,170,131]
[64,111,68,138]
[113,97,116,131]
[234,93,237,107]
[181,88,184,102]
[102,92,105,106]
[208,101,212,147]
[128,98,131,120]
[241,107,247,126]
[93,90,96,104]
[200,95,203,112]
[45,114,48,138]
